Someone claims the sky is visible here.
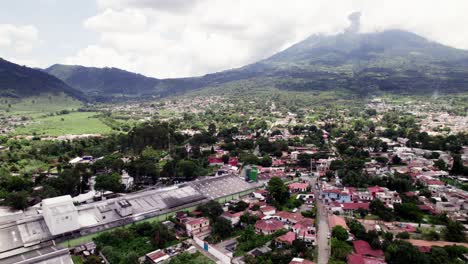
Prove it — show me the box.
[1,0,468,78]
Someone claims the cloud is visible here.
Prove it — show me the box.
[84,9,147,32]
[96,0,202,13]
[0,24,39,53]
[66,0,468,78]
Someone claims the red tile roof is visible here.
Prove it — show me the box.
[367,186,384,194]
[352,240,384,258]
[255,219,284,232]
[277,231,296,245]
[276,211,305,222]
[341,202,370,211]
[347,253,386,264]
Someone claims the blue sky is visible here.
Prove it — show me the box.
[1,0,468,78]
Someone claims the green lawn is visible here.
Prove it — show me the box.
[14,112,113,136]
[71,256,84,264]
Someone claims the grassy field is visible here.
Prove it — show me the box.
[14,112,113,136]
[0,93,82,116]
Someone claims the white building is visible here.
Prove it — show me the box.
[42,195,80,235]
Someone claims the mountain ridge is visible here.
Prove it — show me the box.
[41,28,468,99]
[0,58,85,100]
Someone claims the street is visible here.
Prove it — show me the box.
[303,174,330,264]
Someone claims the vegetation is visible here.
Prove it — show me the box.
[94,221,176,264]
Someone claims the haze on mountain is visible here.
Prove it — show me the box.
[4,12,468,101]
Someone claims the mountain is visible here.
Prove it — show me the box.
[45,64,161,97]
[0,58,84,99]
[46,29,468,99]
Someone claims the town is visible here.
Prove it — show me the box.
[0,94,467,264]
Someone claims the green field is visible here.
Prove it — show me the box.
[0,93,82,116]
[14,112,113,136]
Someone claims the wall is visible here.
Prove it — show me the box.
[193,236,232,264]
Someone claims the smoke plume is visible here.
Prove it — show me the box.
[346,11,361,33]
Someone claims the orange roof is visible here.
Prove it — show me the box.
[328,215,349,230]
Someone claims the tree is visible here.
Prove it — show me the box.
[267,177,289,205]
[212,217,234,241]
[176,160,197,180]
[433,159,448,171]
[396,232,410,239]
[385,240,430,264]
[330,238,352,261]
[208,123,217,136]
[6,191,28,210]
[443,220,466,242]
[221,154,230,164]
[370,199,394,221]
[451,155,466,175]
[83,256,101,264]
[197,200,223,221]
[95,173,123,193]
[332,226,349,241]
[259,154,272,167]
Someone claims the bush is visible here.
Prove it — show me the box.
[396,232,410,239]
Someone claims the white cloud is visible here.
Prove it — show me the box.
[66,0,468,78]
[0,24,39,54]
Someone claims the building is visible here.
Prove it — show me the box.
[42,195,80,235]
[341,203,370,216]
[328,215,349,230]
[276,231,296,246]
[352,240,384,259]
[146,249,170,264]
[275,211,305,225]
[288,182,309,193]
[185,217,210,237]
[221,211,244,226]
[121,170,134,190]
[293,218,316,245]
[290,257,315,264]
[255,219,284,235]
[347,253,386,264]
[116,199,133,217]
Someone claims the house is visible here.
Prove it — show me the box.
[175,211,189,223]
[276,231,296,246]
[341,203,370,216]
[221,211,244,226]
[185,217,210,237]
[288,182,309,193]
[255,219,284,235]
[208,157,224,166]
[275,211,305,224]
[293,218,316,245]
[321,189,352,203]
[146,249,170,264]
[352,240,384,258]
[260,206,276,216]
[347,253,386,264]
[328,215,349,230]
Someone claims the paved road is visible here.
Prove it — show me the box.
[302,175,330,264]
[316,200,330,264]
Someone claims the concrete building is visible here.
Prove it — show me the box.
[42,195,80,236]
